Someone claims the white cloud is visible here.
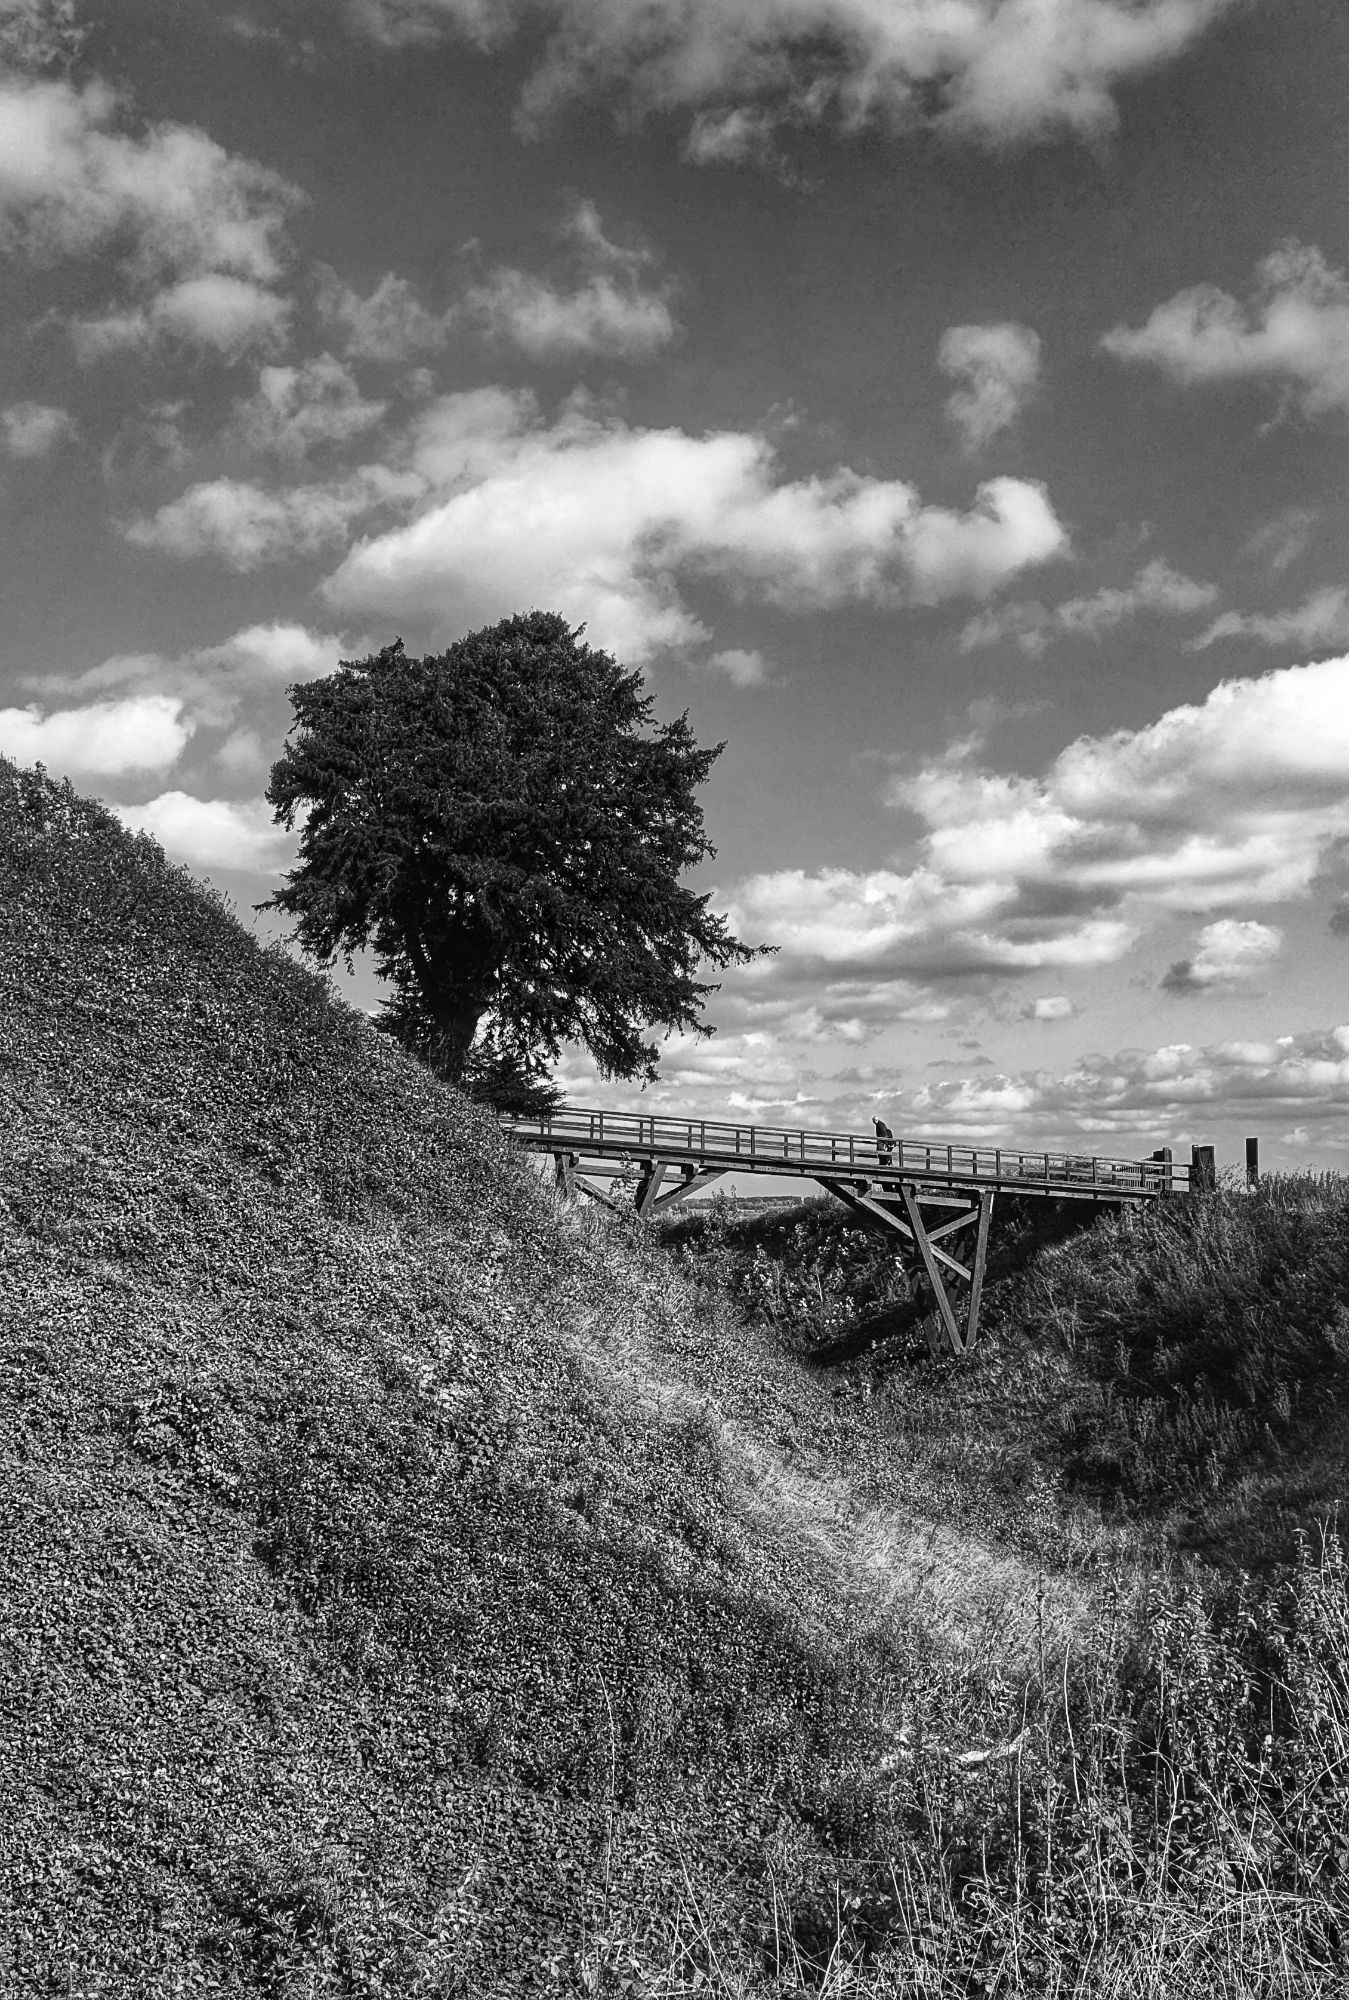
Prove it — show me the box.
[1,398,76,457]
[704,646,769,686]
[939,321,1041,452]
[115,791,289,871]
[468,264,675,361]
[1160,918,1283,994]
[70,273,292,361]
[1102,241,1349,417]
[729,863,1134,982]
[59,620,350,727]
[1244,507,1316,576]
[325,390,1067,659]
[0,63,303,363]
[0,0,83,70]
[1191,586,1349,653]
[556,1015,1349,1146]
[904,1024,1349,1142]
[962,558,1217,655]
[0,71,300,280]
[350,0,1238,150]
[724,654,1349,1013]
[0,693,191,779]
[315,265,455,363]
[123,466,420,570]
[466,200,677,361]
[1027,994,1074,1020]
[232,353,389,457]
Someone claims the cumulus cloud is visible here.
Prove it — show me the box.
[1190,585,1349,653]
[70,273,292,361]
[1244,506,1316,576]
[315,265,455,363]
[322,389,1067,659]
[1160,918,1283,994]
[1026,994,1074,1020]
[962,557,1217,655]
[57,620,350,728]
[0,55,302,361]
[939,321,1041,452]
[904,1024,1349,1142]
[0,693,191,779]
[466,199,677,361]
[1,398,76,456]
[114,791,290,872]
[554,1013,1349,1147]
[1102,240,1349,417]
[231,354,388,458]
[729,863,1134,984]
[123,465,420,570]
[704,646,770,686]
[0,70,300,276]
[722,654,1349,1028]
[0,0,83,70]
[349,0,1237,151]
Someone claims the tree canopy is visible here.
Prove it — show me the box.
[264,611,766,1096]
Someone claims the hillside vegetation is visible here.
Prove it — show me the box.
[2,758,1347,1998]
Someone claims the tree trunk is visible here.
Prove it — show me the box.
[429,996,484,1082]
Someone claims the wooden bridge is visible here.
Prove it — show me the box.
[501,1107,1205,1359]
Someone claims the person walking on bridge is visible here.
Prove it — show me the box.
[873,1115,894,1168]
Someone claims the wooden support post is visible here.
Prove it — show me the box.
[1191,1144,1216,1193]
[1245,1136,1260,1187]
[964,1191,994,1352]
[554,1151,578,1198]
[898,1182,964,1357]
[1150,1146,1173,1194]
[632,1159,668,1218]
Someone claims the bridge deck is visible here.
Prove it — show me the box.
[500,1107,1185,1202]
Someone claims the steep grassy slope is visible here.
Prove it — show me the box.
[0,764,1088,1995]
[4,760,1347,1999]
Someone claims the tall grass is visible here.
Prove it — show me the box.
[644,1181,1349,1995]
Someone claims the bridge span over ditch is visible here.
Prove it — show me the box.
[501,1108,1213,1358]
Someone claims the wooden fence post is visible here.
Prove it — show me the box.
[1245,1136,1260,1187]
[1190,1144,1216,1193]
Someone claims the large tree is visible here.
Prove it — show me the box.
[264,611,766,1093]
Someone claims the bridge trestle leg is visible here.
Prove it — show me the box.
[820,1177,996,1358]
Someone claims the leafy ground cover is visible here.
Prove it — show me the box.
[2,758,1347,1997]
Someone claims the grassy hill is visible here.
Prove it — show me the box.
[2,758,1347,1998]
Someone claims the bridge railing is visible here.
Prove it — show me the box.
[500,1106,1189,1195]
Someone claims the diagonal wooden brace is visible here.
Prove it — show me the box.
[573,1175,628,1214]
[647,1167,728,1213]
[819,1180,974,1283]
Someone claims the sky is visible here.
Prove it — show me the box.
[5,0,1349,1172]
